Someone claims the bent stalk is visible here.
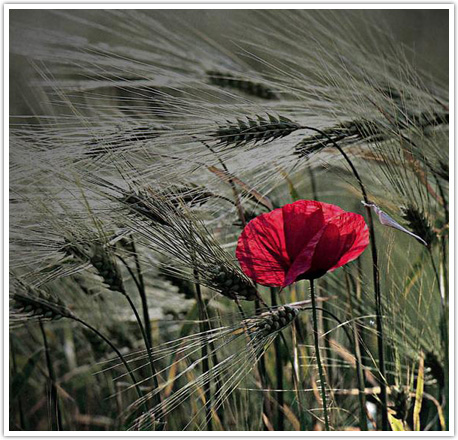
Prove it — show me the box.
[301,126,388,430]
[309,279,330,431]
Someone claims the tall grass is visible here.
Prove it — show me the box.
[9,9,448,431]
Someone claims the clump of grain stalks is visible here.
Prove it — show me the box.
[9,9,448,432]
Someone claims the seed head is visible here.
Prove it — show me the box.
[252,305,299,336]
[213,114,301,148]
[207,70,278,100]
[12,290,73,321]
[400,205,437,248]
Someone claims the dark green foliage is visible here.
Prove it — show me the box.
[425,351,445,389]
[436,160,449,181]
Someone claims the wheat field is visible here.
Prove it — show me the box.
[8,9,450,432]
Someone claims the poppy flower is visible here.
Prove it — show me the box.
[236,200,369,287]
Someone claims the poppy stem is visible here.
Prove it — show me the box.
[309,279,330,431]
[301,126,388,430]
[270,288,285,431]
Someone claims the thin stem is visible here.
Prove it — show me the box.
[10,336,26,430]
[121,287,165,425]
[344,272,367,431]
[193,274,213,431]
[309,279,330,431]
[439,238,449,430]
[39,320,62,431]
[72,317,146,412]
[116,255,163,418]
[254,298,272,430]
[309,168,334,393]
[428,248,449,428]
[130,238,153,349]
[301,126,388,430]
[270,288,284,431]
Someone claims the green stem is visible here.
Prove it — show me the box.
[121,287,165,426]
[344,273,367,431]
[39,320,62,430]
[72,317,146,412]
[254,298,272,430]
[428,249,449,429]
[270,288,284,431]
[130,238,153,349]
[301,126,388,430]
[194,276,213,431]
[116,255,163,420]
[10,336,26,430]
[310,279,330,431]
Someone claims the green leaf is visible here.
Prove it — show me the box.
[413,351,425,431]
[388,414,406,431]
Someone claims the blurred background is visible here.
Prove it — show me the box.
[10,9,449,116]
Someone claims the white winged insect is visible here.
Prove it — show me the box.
[362,201,428,247]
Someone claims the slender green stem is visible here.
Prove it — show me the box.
[344,273,367,431]
[270,288,284,431]
[39,319,62,430]
[130,238,153,349]
[309,279,330,431]
[439,238,449,430]
[193,275,212,431]
[10,336,26,430]
[72,317,146,412]
[116,255,163,418]
[428,249,449,428]
[123,291,158,378]
[309,167,318,202]
[301,126,388,430]
[254,298,272,430]
[202,141,246,225]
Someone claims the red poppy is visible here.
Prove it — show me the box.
[236,200,369,287]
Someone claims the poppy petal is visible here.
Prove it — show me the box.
[282,200,324,262]
[236,208,289,286]
[319,201,346,222]
[329,214,369,271]
[283,226,326,286]
[307,222,343,278]
[236,200,369,288]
